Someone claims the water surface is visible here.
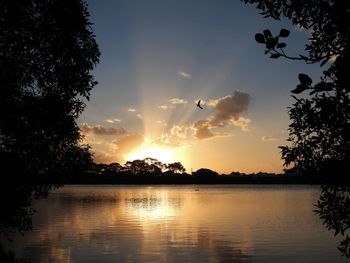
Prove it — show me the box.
[8,185,347,262]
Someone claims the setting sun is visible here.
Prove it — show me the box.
[126,146,175,164]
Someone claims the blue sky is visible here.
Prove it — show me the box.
[80,0,322,173]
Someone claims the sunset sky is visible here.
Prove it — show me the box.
[80,0,323,173]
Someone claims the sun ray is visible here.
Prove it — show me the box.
[126,144,175,164]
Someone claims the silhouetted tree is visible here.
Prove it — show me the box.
[243,0,350,179]
[100,163,123,176]
[0,0,99,238]
[193,168,218,178]
[124,160,148,174]
[243,0,350,256]
[315,185,350,257]
[144,157,166,171]
[166,162,186,174]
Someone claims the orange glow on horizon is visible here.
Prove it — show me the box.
[126,145,175,164]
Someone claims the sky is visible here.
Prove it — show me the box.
[80,0,323,174]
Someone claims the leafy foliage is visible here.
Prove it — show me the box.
[314,185,350,257]
[0,0,99,238]
[243,0,350,180]
[96,158,186,176]
[243,0,350,256]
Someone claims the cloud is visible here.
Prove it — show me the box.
[155,120,166,126]
[80,123,127,136]
[93,151,117,164]
[106,118,122,124]
[136,114,143,119]
[170,125,191,139]
[177,70,191,79]
[231,117,251,132]
[158,98,187,110]
[200,98,219,107]
[153,127,192,148]
[127,108,136,112]
[112,134,144,158]
[210,91,250,126]
[168,98,188,105]
[158,105,175,110]
[88,134,144,164]
[193,120,216,140]
[261,135,277,142]
[193,91,251,140]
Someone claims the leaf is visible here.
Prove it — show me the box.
[277,43,286,48]
[279,28,290,37]
[298,73,312,86]
[263,29,272,38]
[310,82,334,94]
[255,33,265,44]
[265,37,278,49]
[291,84,308,94]
[270,53,281,59]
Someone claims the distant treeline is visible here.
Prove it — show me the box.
[62,158,311,184]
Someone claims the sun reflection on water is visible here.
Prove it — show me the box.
[125,190,178,221]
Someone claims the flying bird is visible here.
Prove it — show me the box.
[196,100,203,109]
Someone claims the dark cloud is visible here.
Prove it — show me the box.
[80,123,127,136]
[193,120,215,140]
[193,91,251,140]
[210,91,250,126]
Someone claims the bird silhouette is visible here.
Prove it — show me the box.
[196,100,203,109]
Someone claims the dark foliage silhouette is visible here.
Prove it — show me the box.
[314,185,350,257]
[243,0,350,256]
[193,168,218,178]
[243,0,350,179]
[0,0,99,239]
[79,158,294,185]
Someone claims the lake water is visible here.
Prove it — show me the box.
[7,185,348,262]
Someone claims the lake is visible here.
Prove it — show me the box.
[7,185,348,262]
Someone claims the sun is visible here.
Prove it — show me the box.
[126,146,175,164]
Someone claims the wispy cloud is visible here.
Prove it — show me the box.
[136,114,143,119]
[177,70,191,79]
[154,125,193,147]
[158,105,175,110]
[231,117,251,132]
[106,118,121,124]
[80,123,127,136]
[127,108,136,112]
[158,97,187,110]
[261,135,277,142]
[155,120,166,126]
[168,98,188,105]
